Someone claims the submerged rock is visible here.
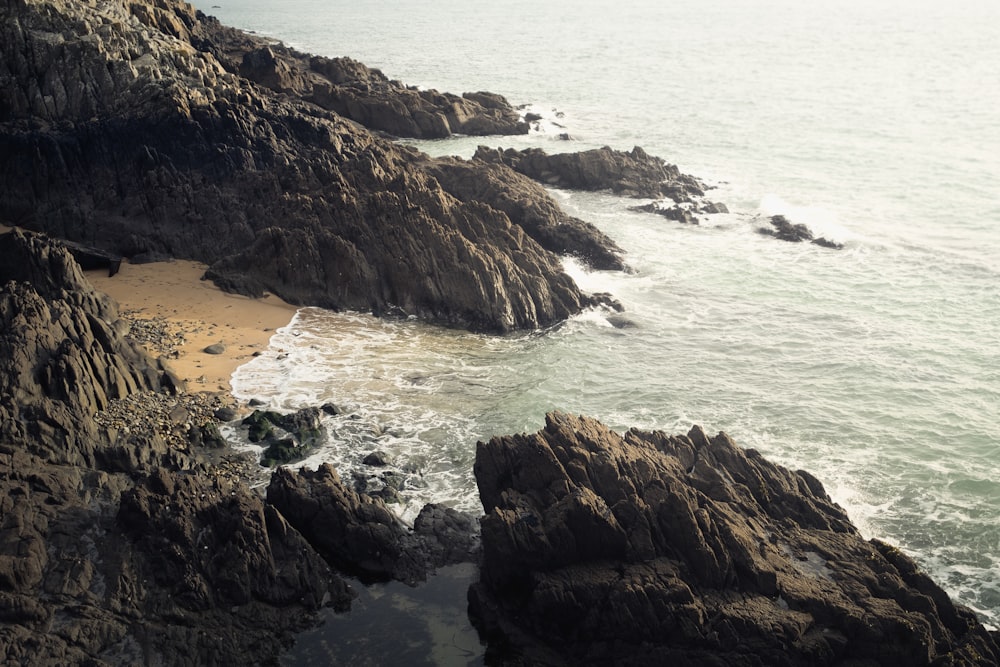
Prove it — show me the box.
[471,412,1000,666]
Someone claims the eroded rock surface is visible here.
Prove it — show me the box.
[471,411,1000,666]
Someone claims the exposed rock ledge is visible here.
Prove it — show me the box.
[471,411,1000,666]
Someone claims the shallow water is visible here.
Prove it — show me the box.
[206,0,1000,626]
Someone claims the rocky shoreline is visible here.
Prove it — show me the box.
[2,0,998,664]
[2,229,997,665]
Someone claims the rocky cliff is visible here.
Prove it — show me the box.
[471,412,1000,666]
[0,0,623,332]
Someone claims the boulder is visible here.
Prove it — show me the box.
[471,412,1000,666]
[630,202,701,225]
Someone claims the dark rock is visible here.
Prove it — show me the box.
[213,406,239,421]
[605,314,638,329]
[759,214,814,242]
[423,155,626,272]
[470,412,1000,666]
[699,201,730,214]
[363,450,393,467]
[241,407,324,466]
[266,464,418,583]
[202,343,226,355]
[812,236,845,250]
[320,402,341,415]
[0,230,167,468]
[474,145,708,201]
[189,422,227,449]
[61,240,123,277]
[631,201,700,225]
[260,437,306,467]
[267,465,479,585]
[759,214,842,249]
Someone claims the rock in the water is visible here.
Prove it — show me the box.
[470,412,1000,666]
[759,214,843,249]
[630,201,701,225]
[363,450,393,466]
[474,145,708,201]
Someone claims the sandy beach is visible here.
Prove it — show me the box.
[86,259,297,394]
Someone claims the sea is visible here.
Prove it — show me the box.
[198,0,1000,649]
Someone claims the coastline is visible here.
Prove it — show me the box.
[86,258,297,394]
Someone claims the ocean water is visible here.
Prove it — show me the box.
[202,0,1000,628]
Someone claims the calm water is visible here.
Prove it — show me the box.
[202,0,1000,628]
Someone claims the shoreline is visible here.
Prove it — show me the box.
[86,258,298,395]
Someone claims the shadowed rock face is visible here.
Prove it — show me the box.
[0,229,165,468]
[471,412,1000,666]
[0,0,622,332]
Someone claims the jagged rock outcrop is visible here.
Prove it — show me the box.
[0,0,620,332]
[0,231,352,664]
[0,229,167,469]
[474,145,708,201]
[471,412,1000,666]
[423,155,627,271]
[268,464,480,585]
[630,200,730,226]
[0,231,480,665]
[187,11,528,139]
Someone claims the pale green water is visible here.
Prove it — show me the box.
[206,0,1000,627]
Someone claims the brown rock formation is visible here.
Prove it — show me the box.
[471,412,1000,666]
